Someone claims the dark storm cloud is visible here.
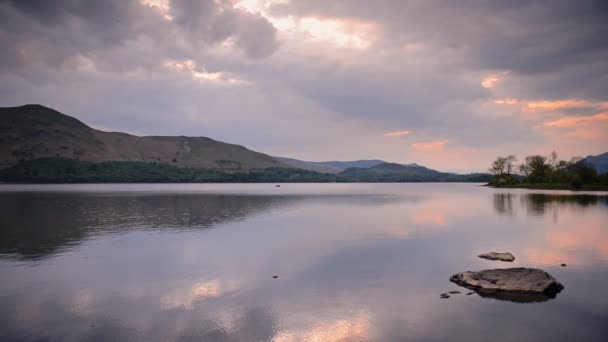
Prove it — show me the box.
[270,0,608,74]
[268,0,608,102]
[0,0,162,71]
[170,0,279,58]
[0,0,278,75]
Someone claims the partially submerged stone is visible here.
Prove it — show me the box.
[449,268,564,303]
[440,293,450,299]
[478,252,515,262]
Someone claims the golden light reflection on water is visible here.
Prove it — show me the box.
[275,312,371,342]
[160,279,236,310]
[493,193,608,267]
[523,221,608,267]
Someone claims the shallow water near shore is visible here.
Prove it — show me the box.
[1,183,607,341]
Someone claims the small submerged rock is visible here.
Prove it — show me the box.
[450,268,564,303]
[478,252,515,262]
[466,292,475,296]
[440,293,450,299]
[275,185,281,188]
[272,275,279,279]
[561,263,567,267]
[448,291,461,294]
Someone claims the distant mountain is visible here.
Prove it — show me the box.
[273,157,419,173]
[272,157,344,173]
[319,160,385,170]
[274,157,386,173]
[337,162,491,182]
[582,152,608,174]
[0,104,288,171]
[0,104,492,183]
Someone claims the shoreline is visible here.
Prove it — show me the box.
[486,183,608,191]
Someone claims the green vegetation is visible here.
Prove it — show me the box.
[488,151,608,190]
[0,158,334,183]
[335,163,491,182]
[0,158,492,183]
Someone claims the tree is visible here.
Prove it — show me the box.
[505,155,517,175]
[548,150,558,168]
[490,157,507,177]
[520,155,548,182]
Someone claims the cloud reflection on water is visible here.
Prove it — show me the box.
[0,185,607,341]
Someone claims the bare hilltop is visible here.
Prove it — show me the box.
[0,104,287,171]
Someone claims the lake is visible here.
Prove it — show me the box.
[0,183,607,341]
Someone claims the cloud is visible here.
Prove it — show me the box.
[383,130,410,137]
[411,140,449,152]
[481,71,510,89]
[544,112,608,128]
[1,0,607,171]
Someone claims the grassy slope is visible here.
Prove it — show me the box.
[0,158,333,183]
[0,158,493,183]
[0,104,289,171]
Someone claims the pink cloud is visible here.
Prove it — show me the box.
[544,112,608,127]
[411,140,449,152]
[494,98,608,112]
[383,130,410,137]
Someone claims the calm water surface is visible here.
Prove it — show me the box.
[0,183,607,341]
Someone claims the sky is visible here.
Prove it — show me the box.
[1,0,607,172]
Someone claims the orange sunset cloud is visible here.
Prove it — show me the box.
[481,71,510,89]
[411,140,449,152]
[544,112,608,127]
[494,98,608,112]
[384,130,410,137]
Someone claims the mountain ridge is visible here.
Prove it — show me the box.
[1,104,494,182]
[275,157,426,173]
[582,152,608,174]
[337,162,490,182]
[0,104,288,171]
[273,157,391,173]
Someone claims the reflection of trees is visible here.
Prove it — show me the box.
[0,193,419,261]
[493,193,608,217]
[0,194,297,260]
[493,194,516,216]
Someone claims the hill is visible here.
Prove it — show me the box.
[0,105,288,171]
[272,157,344,173]
[337,162,491,182]
[318,160,385,170]
[0,104,493,183]
[273,157,390,173]
[582,152,608,174]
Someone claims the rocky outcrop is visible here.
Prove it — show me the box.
[478,252,515,262]
[450,268,564,303]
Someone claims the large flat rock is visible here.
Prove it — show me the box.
[450,268,564,303]
[478,252,515,262]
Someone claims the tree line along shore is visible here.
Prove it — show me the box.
[487,151,608,191]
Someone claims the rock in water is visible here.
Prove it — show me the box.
[449,268,564,303]
[478,252,515,262]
